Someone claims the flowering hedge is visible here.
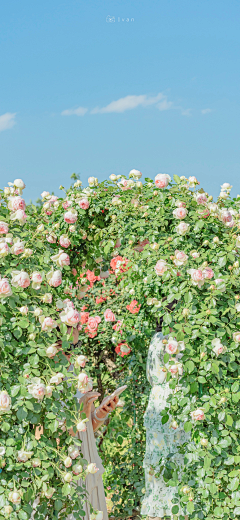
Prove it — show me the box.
[1,171,240,520]
[0,180,102,520]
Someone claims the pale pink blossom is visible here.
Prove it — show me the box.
[46,233,57,244]
[165,338,179,355]
[104,309,116,322]
[46,269,62,287]
[62,200,72,209]
[77,372,93,393]
[0,276,12,297]
[169,363,183,377]
[8,491,22,504]
[195,192,207,205]
[0,390,11,413]
[76,419,88,432]
[8,196,26,212]
[175,200,186,208]
[31,271,43,290]
[60,307,80,327]
[44,488,55,499]
[49,372,64,385]
[188,176,199,187]
[176,222,190,235]
[27,378,46,400]
[68,446,80,459]
[45,385,53,398]
[60,235,71,248]
[0,221,8,234]
[78,198,90,210]
[19,305,28,315]
[215,278,226,292]
[188,269,205,288]
[212,338,227,356]
[233,332,240,343]
[11,270,30,288]
[51,250,70,267]
[155,259,168,276]
[46,344,58,358]
[74,355,88,368]
[13,178,26,194]
[41,293,52,303]
[203,267,214,279]
[191,408,205,421]
[191,251,200,259]
[64,456,72,468]
[11,239,25,255]
[0,241,9,257]
[155,173,171,189]
[10,209,27,225]
[39,316,57,331]
[173,207,188,219]
[17,450,33,462]
[64,209,78,224]
[220,209,233,223]
[173,250,188,266]
[87,462,99,474]
[72,463,83,475]
[41,191,50,199]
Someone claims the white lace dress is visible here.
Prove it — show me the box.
[141,332,188,519]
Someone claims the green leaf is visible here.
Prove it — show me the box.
[187,501,194,514]
[228,477,239,491]
[232,382,239,393]
[173,174,180,184]
[18,319,29,329]
[11,385,21,397]
[184,421,192,433]
[54,500,63,511]
[226,414,233,426]
[162,415,169,425]
[16,407,28,421]
[163,353,169,364]
[186,360,195,373]
[172,505,179,514]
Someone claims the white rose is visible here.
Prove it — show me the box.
[49,372,64,385]
[14,178,26,193]
[87,462,99,474]
[46,344,58,358]
[129,169,142,180]
[0,390,11,413]
[109,174,117,181]
[76,418,89,432]
[8,490,22,504]
[27,378,46,400]
[17,449,33,462]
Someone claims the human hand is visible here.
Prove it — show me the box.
[80,391,101,418]
[95,395,119,420]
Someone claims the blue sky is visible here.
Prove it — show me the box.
[0,0,240,201]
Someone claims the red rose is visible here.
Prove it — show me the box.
[126,300,141,314]
[80,312,89,324]
[115,342,131,357]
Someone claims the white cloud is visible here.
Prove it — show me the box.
[181,108,192,116]
[201,108,212,115]
[0,112,16,132]
[91,93,173,114]
[61,107,88,116]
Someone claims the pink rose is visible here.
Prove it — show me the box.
[64,209,78,224]
[88,316,101,330]
[176,222,189,235]
[10,196,26,212]
[165,338,178,355]
[191,408,205,421]
[11,209,27,225]
[104,309,116,322]
[0,222,9,234]
[60,308,80,327]
[155,260,167,276]
[46,234,57,244]
[46,269,62,287]
[173,207,188,219]
[195,193,207,205]
[220,209,232,223]
[40,317,57,331]
[11,240,25,255]
[0,277,12,297]
[203,267,214,279]
[175,200,186,208]
[62,201,72,209]
[173,250,188,266]
[188,269,204,288]
[0,242,9,256]
[233,332,240,343]
[155,173,171,189]
[11,270,30,288]
[31,271,43,290]
[169,363,183,377]
[60,235,71,248]
[78,198,90,210]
